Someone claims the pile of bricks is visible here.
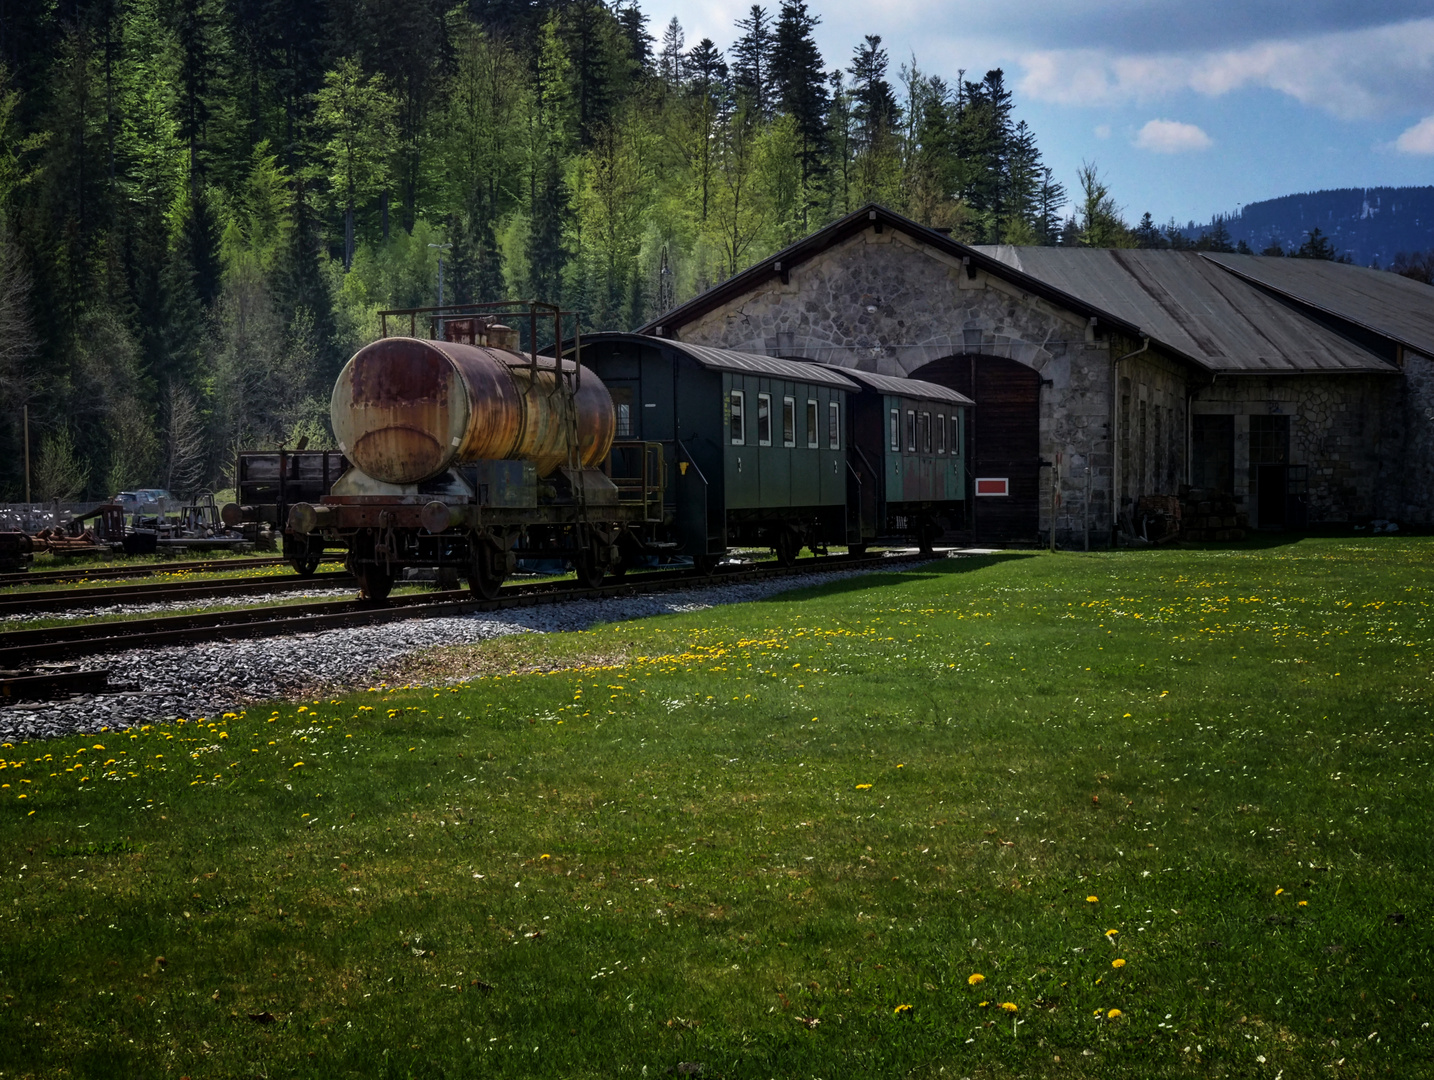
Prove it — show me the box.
[1178,487,1247,541]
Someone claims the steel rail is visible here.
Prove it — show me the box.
[0,572,354,617]
[0,556,338,589]
[0,551,934,669]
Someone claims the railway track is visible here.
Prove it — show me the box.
[0,571,354,618]
[0,556,340,590]
[0,550,931,671]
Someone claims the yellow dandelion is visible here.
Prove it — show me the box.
[1298,900,1309,907]
[540,854,551,860]
[1105,928,1119,937]
[968,973,985,986]
[855,783,872,790]
[893,1003,912,1015]
[1275,888,1284,896]
[999,1002,1018,1013]
[978,1001,989,1007]
[1107,1008,1122,1020]
[1112,958,1126,968]
[1087,895,1098,903]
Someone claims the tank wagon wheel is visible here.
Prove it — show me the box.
[467,545,508,601]
[572,546,607,590]
[290,554,322,578]
[352,565,395,602]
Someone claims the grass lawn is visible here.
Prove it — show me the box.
[1,538,1431,1078]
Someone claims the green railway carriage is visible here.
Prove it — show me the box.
[813,365,973,552]
[577,333,859,566]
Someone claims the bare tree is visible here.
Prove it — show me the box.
[163,380,205,497]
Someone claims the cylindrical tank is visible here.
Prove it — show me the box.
[330,337,614,485]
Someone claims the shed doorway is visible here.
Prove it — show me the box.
[909,354,1041,544]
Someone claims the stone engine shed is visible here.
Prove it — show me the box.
[641,205,1434,546]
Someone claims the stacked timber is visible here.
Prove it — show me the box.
[1178,487,1247,541]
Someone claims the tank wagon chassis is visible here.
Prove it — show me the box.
[289,301,667,601]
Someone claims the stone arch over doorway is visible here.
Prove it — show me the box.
[909,354,1042,545]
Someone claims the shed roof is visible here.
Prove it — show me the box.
[812,364,974,405]
[1200,253,1434,359]
[977,247,1399,374]
[580,333,859,390]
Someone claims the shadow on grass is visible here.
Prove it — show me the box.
[760,551,1037,601]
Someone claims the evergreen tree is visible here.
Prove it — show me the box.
[771,0,827,224]
[1035,166,1065,245]
[1075,161,1130,248]
[730,6,774,117]
[657,18,684,86]
[1294,227,1341,261]
[1134,211,1164,249]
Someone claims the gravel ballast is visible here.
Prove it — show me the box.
[0,563,925,743]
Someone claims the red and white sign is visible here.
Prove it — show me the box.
[975,477,1009,496]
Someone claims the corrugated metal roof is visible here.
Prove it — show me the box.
[978,247,1399,374]
[1201,253,1434,359]
[811,364,974,405]
[580,333,860,390]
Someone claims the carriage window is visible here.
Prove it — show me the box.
[906,410,916,452]
[611,387,633,437]
[889,408,899,451]
[937,414,946,454]
[757,393,772,446]
[782,397,796,447]
[729,390,745,445]
[921,412,932,453]
[806,400,819,447]
[828,401,840,449]
[952,414,960,451]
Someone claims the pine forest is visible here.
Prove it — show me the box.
[0,0,1080,501]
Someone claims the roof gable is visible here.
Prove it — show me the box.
[639,204,1141,341]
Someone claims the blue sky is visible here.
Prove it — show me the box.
[659,1,1434,226]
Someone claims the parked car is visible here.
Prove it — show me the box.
[112,489,174,511]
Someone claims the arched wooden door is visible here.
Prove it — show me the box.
[909,354,1041,545]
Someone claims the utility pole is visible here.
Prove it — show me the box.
[23,404,30,504]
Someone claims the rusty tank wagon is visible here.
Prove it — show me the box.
[287,302,665,599]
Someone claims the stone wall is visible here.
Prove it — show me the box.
[1398,350,1434,525]
[1191,374,1400,525]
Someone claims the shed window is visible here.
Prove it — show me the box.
[828,402,840,449]
[729,390,745,445]
[937,414,946,454]
[806,400,819,447]
[757,393,772,446]
[889,408,900,451]
[906,410,916,452]
[782,397,796,447]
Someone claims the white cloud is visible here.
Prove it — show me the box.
[1134,119,1213,153]
[1395,115,1434,154]
[1017,17,1434,119]
[1094,124,1112,139]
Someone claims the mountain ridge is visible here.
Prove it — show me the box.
[1180,186,1434,265]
